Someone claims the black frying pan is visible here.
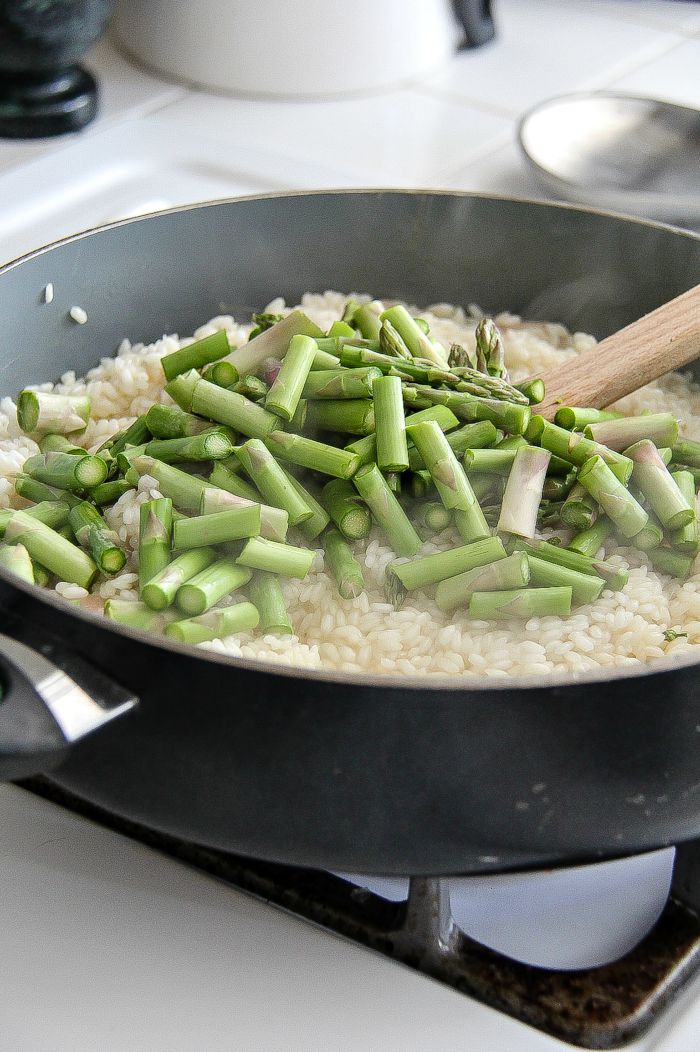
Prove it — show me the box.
[1,191,700,876]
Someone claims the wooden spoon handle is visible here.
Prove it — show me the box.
[534,283,700,420]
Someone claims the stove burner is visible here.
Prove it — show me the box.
[22,777,700,1050]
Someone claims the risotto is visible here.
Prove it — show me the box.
[1,290,700,679]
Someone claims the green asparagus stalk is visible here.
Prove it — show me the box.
[379,319,412,360]
[585,413,679,451]
[202,360,239,388]
[235,536,315,578]
[514,378,545,405]
[627,516,664,552]
[327,320,356,338]
[235,439,312,526]
[560,482,598,531]
[0,500,70,537]
[577,455,649,538]
[165,602,260,644]
[265,334,318,422]
[145,403,212,439]
[469,586,572,619]
[380,304,448,367]
[104,599,174,631]
[173,504,261,549]
[625,439,695,530]
[388,537,506,595]
[142,547,217,610]
[130,455,210,512]
[672,438,700,469]
[39,433,85,454]
[351,405,460,468]
[4,511,96,588]
[511,537,626,590]
[341,299,361,324]
[138,498,173,590]
[417,502,453,532]
[200,487,289,543]
[538,422,632,483]
[659,447,673,465]
[649,547,694,578]
[303,399,375,436]
[164,369,201,412]
[191,378,279,440]
[385,472,402,495]
[497,446,551,539]
[281,469,330,540]
[69,502,126,575]
[554,406,623,430]
[0,542,35,584]
[353,463,422,557]
[32,562,51,587]
[231,374,269,402]
[265,430,361,479]
[23,450,108,493]
[475,318,506,379]
[249,310,285,339]
[89,479,133,506]
[409,470,433,501]
[144,431,234,463]
[322,479,372,540]
[175,557,252,616]
[463,448,516,475]
[526,555,605,604]
[542,471,577,502]
[567,518,612,559]
[373,375,408,472]
[435,552,529,612]
[407,419,499,471]
[161,329,230,381]
[17,390,90,435]
[13,474,82,507]
[228,310,323,377]
[671,470,699,554]
[323,527,365,599]
[248,572,293,634]
[106,414,152,458]
[209,461,259,502]
[406,420,489,542]
[302,367,381,400]
[354,303,384,340]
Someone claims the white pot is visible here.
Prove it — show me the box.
[111,0,464,97]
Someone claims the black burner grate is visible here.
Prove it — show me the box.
[21,777,700,1050]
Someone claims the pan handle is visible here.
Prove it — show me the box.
[0,632,137,781]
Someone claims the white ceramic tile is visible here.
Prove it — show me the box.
[418,0,681,116]
[581,0,700,32]
[152,88,511,184]
[607,36,700,106]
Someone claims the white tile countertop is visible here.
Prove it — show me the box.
[1,2,700,1050]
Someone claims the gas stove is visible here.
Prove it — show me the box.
[2,8,700,1048]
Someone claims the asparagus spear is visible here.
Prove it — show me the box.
[380,304,448,367]
[373,375,408,472]
[138,498,173,591]
[302,367,381,400]
[554,406,623,430]
[304,399,375,436]
[560,482,598,531]
[200,487,289,543]
[104,599,174,631]
[130,455,210,512]
[350,405,461,468]
[164,369,201,412]
[69,502,127,575]
[649,547,694,578]
[161,329,230,381]
[538,422,632,483]
[515,378,545,405]
[417,502,453,532]
[235,536,315,578]
[323,527,365,599]
[248,311,285,339]
[671,470,699,554]
[542,471,577,502]
[209,462,259,502]
[512,537,627,590]
[175,558,252,616]
[469,586,572,619]
[39,433,85,454]
[463,448,516,475]
[228,311,323,377]
[526,555,605,604]
[435,552,529,612]
[23,450,108,493]
[474,318,507,379]
[625,439,695,530]
[142,548,217,610]
[327,320,356,339]
[165,602,260,644]
[4,511,96,588]
[17,390,90,435]
[235,439,312,526]
[265,334,318,422]
[388,537,506,593]
[191,379,279,440]
[585,413,679,452]
[202,361,239,388]
[144,431,234,463]
[353,463,422,557]
[567,518,612,559]
[672,438,700,469]
[0,500,70,537]
[280,469,330,541]
[379,319,412,360]
[406,420,489,542]
[265,430,361,479]
[13,474,82,507]
[173,505,261,549]
[0,542,35,584]
[627,516,664,552]
[231,375,269,402]
[145,403,214,439]
[497,445,551,539]
[322,479,372,540]
[89,479,133,506]
[354,303,383,340]
[248,572,293,634]
[577,455,648,538]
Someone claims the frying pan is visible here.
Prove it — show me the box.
[1,191,700,877]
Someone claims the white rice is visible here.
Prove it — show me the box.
[2,290,700,680]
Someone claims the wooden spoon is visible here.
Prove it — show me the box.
[533,283,700,420]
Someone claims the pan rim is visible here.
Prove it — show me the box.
[1,188,699,694]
